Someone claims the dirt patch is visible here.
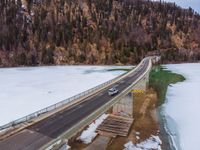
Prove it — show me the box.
[107,88,159,150]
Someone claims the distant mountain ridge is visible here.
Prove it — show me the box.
[0,0,200,67]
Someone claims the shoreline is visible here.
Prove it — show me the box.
[157,106,179,150]
[1,61,200,69]
[149,65,186,150]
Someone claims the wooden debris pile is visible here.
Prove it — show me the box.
[96,115,133,137]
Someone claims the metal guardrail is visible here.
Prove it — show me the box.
[0,59,145,131]
[0,76,115,130]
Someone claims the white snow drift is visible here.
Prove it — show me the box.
[124,135,162,150]
[164,63,200,150]
[77,114,108,144]
[0,66,131,126]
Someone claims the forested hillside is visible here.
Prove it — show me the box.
[0,0,200,66]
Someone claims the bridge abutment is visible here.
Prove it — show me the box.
[112,92,133,117]
[112,66,151,118]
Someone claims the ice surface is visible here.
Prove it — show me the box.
[124,135,162,150]
[164,63,200,150]
[0,66,131,126]
[77,114,108,144]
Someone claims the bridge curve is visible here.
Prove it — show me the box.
[0,56,159,150]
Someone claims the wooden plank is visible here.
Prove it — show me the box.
[97,126,129,133]
[104,118,133,124]
[109,114,134,121]
[97,128,128,133]
[96,114,134,137]
[101,121,131,126]
[100,119,133,126]
[98,124,130,130]
[103,117,133,123]
[97,129,127,136]
[102,118,133,125]
[98,125,130,130]
[104,118,133,123]
[97,131,117,138]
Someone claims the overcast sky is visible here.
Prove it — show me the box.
[153,0,200,13]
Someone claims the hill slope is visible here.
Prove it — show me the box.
[0,0,200,66]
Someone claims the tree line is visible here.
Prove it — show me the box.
[0,0,200,66]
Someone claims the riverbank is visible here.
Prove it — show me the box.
[149,65,185,150]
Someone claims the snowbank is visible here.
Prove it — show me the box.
[164,63,200,150]
[124,135,162,150]
[0,66,131,126]
[77,114,108,144]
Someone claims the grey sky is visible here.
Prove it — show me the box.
[153,0,200,13]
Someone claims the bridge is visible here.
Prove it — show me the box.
[0,56,160,150]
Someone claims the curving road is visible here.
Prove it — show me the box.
[0,58,151,150]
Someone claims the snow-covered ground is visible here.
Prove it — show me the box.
[0,65,131,126]
[164,63,200,150]
[77,114,108,144]
[124,135,162,150]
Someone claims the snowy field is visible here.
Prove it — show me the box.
[124,135,162,150]
[164,63,200,150]
[0,65,131,126]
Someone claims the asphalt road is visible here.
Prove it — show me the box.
[0,58,150,150]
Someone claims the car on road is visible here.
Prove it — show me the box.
[108,87,119,96]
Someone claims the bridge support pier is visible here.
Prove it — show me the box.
[112,68,151,118]
[132,69,150,92]
[112,92,133,117]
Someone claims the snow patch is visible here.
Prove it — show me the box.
[77,114,108,144]
[136,136,140,140]
[124,135,162,150]
[135,132,140,135]
[59,141,71,150]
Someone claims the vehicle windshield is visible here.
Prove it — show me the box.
[109,88,116,92]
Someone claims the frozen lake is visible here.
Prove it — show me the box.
[164,63,200,150]
[0,65,131,126]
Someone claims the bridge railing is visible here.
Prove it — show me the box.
[0,78,113,130]
[0,59,146,131]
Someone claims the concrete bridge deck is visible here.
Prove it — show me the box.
[0,57,158,150]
